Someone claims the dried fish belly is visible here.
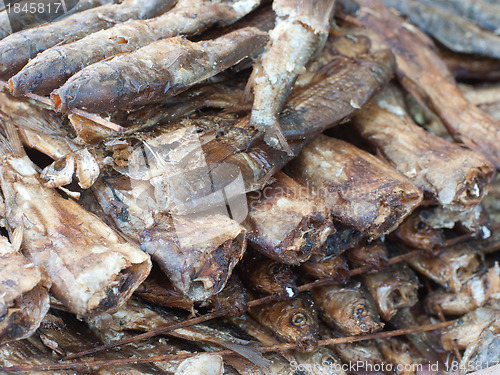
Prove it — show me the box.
[244,172,333,265]
[10,0,262,95]
[0,0,175,79]
[0,125,151,317]
[53,27,268,112]
[289,135,422,239]
[0,235,50,344]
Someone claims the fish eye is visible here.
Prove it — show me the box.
[322,355,337,366]
[269,263,281,275]
[291,312,307,326]
[354,304,367,317]
[415,220,428,231]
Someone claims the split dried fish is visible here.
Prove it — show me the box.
[248,0,336,152]
[0,0,175,79]
[0,123,151,317]
[9,0,262,96]
[52,27,268,113]
[244,172,333,265]
[289,135,422,239]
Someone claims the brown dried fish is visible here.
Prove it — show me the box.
[243,172,333,265]
[345,239,388,272]
[311,281,383,335]
[0,0,175,79]
[354,85,495,209]
[289,135,423,239]
[439,47,500,81]
[0,233,50,344]
[299,254,350,284]
[238,252,298,297]
[10,0,262,95]
[376,337,423,375]
[426,263,500,315]
[248,0,336,152]
[248,296,319,352]
[460,319,500,375]
[357,0,500,169]
[361,263,419,321]
[0,124,151,317]
[52,27,268,113]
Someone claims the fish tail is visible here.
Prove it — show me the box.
[0,113,25,157]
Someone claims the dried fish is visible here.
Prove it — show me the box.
[293,347,347,375]
[361,263,419,321]
[200,275,248,317]
[248,296,319,352]
[406,245,482,292]
[0,0,175,79]
[357,0,500,169]
[426,263,500,315]
[10,0,262,95]
[345,239,388,272]
[0,123,151,317]
[382,0,500,59]
[238,252,298,297]
[288,135,422,239]
[299,254,350,284]
[0,0,116,40]
[376,337,423,375]
[439,47,500,81]
[243,172,333,265]
[52,27,268,113]
[441,306,498,351]
[175,354,224,375]
[460,319,500,375]
[248,0,336,152]
[0,233,50,344]
[311,281,383,335]
[353,85,495,209]
[319,223,365,258]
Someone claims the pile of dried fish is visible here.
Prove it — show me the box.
[0,0,500,373]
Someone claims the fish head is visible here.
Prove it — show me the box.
[392,209,444,252]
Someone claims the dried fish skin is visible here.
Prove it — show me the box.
[407,246,482,292]
[441,306,498,351]
[345,239,388,272]
[248,0,335,152]
[361,263,419,321]
[439,48,500,82]
[289,135,423,240]
[238,253,298,297]
[10,0,262,95]
[354,86,495,209]
[244,172,334,265]
[52,27,268,113]
[0,235,50,344]
[248,296,319,352]
[0,136,151,317]
[357,0,500,169]
[0,0,175,80]
[383,0,500,58]
[299,254,350,284]
[426,263,500,315]
[138,213,247,302]
[460,320,500,375]
[311,281,383,335]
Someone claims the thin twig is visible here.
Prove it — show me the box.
[1,321,454,372]
[65,249,424,361]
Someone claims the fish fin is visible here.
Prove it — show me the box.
[10,225,23,253]
[0,116,25,157]
[262,121,294,156]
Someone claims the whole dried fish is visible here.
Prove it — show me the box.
[406,245,482,292]
[353,85,495,209]
[299,254,350,284]
[382,0,500,58]
[311,281,383,335]
[248,0,336,152]
[0,0,175,79]
[0,233,50,344]
[52,27,268,113]
[10,0,262,95]
[426,263,500,315]
[361,263,419,321]
[243,172,333,265]
[288,135,422,239]
[248,296,319,352]
[345,239,388,272]
[0,123,151,317]
[238,252,298,297]
[0,0,116,40]
[357,0,500,169]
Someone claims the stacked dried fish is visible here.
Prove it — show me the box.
[0,0,499,373]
